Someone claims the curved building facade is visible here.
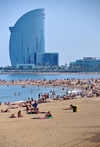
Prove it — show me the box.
[9,8,45,66]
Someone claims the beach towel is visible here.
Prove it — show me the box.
[28,111,47,114]
[31,116,53,119]
[9,116,24,118]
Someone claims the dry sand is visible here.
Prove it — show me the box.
[0,97,100,147]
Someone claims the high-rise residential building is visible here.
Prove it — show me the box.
[9,8,58,67]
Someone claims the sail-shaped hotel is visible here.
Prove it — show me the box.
[9,8,58,67]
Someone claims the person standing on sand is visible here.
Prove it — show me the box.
[33,101,38,110]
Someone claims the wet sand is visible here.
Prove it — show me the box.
[0,96,100,147]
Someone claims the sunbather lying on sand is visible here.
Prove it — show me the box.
[8,106,18,109]
[35,108,41,114]
[9,114,16,118]
[45,111,52,118]
[62,104,74,110]
[1,108,10,112]
[32,111,52,119]
[28,108,46,114]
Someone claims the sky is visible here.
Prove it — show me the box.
[0,0,100,67]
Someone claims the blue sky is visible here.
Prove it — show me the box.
[0,0,100,67]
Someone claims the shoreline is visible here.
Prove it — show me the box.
[0,71,100,74]
[0,80,87,92]
[0,77,100,104]
[0,77,99,91]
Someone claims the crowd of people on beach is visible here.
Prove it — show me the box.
[0,98,52,119]
[1,77,100,119]
[0,77,100,91]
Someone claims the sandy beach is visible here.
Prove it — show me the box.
[0,96,100,147]
[0,78,100,147]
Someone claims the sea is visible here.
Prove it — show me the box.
[0,73,100,103]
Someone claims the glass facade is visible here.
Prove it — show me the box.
[9,8,58,67]
[36,53,59,66]
[70,57,100,71]
[9,9,45,66]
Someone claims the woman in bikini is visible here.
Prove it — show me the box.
[17,111,23,117]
